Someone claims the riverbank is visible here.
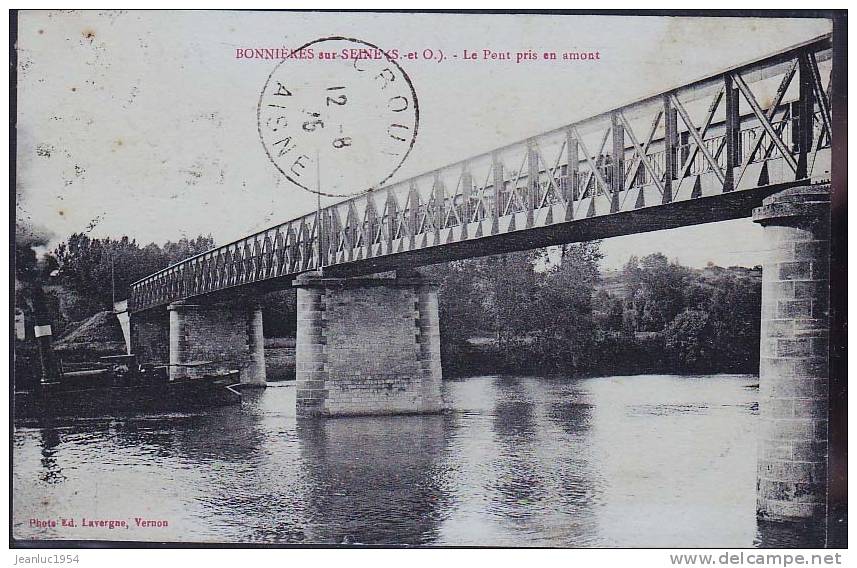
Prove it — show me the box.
[442,335,758,379]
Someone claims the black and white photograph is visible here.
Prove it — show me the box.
[9,9,847,552]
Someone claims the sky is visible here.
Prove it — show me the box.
[15,11,831,269]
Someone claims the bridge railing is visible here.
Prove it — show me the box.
[130,35,832,312]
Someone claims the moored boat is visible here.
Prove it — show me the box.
[14,354,242,421]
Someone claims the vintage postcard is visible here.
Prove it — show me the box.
[10,9,846,551]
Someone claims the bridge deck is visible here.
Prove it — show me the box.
[130,35,832,313]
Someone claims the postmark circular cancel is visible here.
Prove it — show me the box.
[257,36,419,197]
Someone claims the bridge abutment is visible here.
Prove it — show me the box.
[166,301,267,386]
[293,271,443,417]
[753,184,831,522]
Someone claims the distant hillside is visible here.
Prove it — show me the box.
[596,264,762,298]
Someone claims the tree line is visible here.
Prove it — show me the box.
[15,233,215,333]
[424,244,762,376]
[49,233,216,307]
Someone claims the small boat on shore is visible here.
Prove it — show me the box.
[14,354,242,421]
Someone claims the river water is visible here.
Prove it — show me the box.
[12,374,833,547]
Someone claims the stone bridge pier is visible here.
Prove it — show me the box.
[293,270,443,417]
[131,299,266,386]
[753,184,831,522]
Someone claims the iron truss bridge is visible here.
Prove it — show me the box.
[130,35,832,313]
